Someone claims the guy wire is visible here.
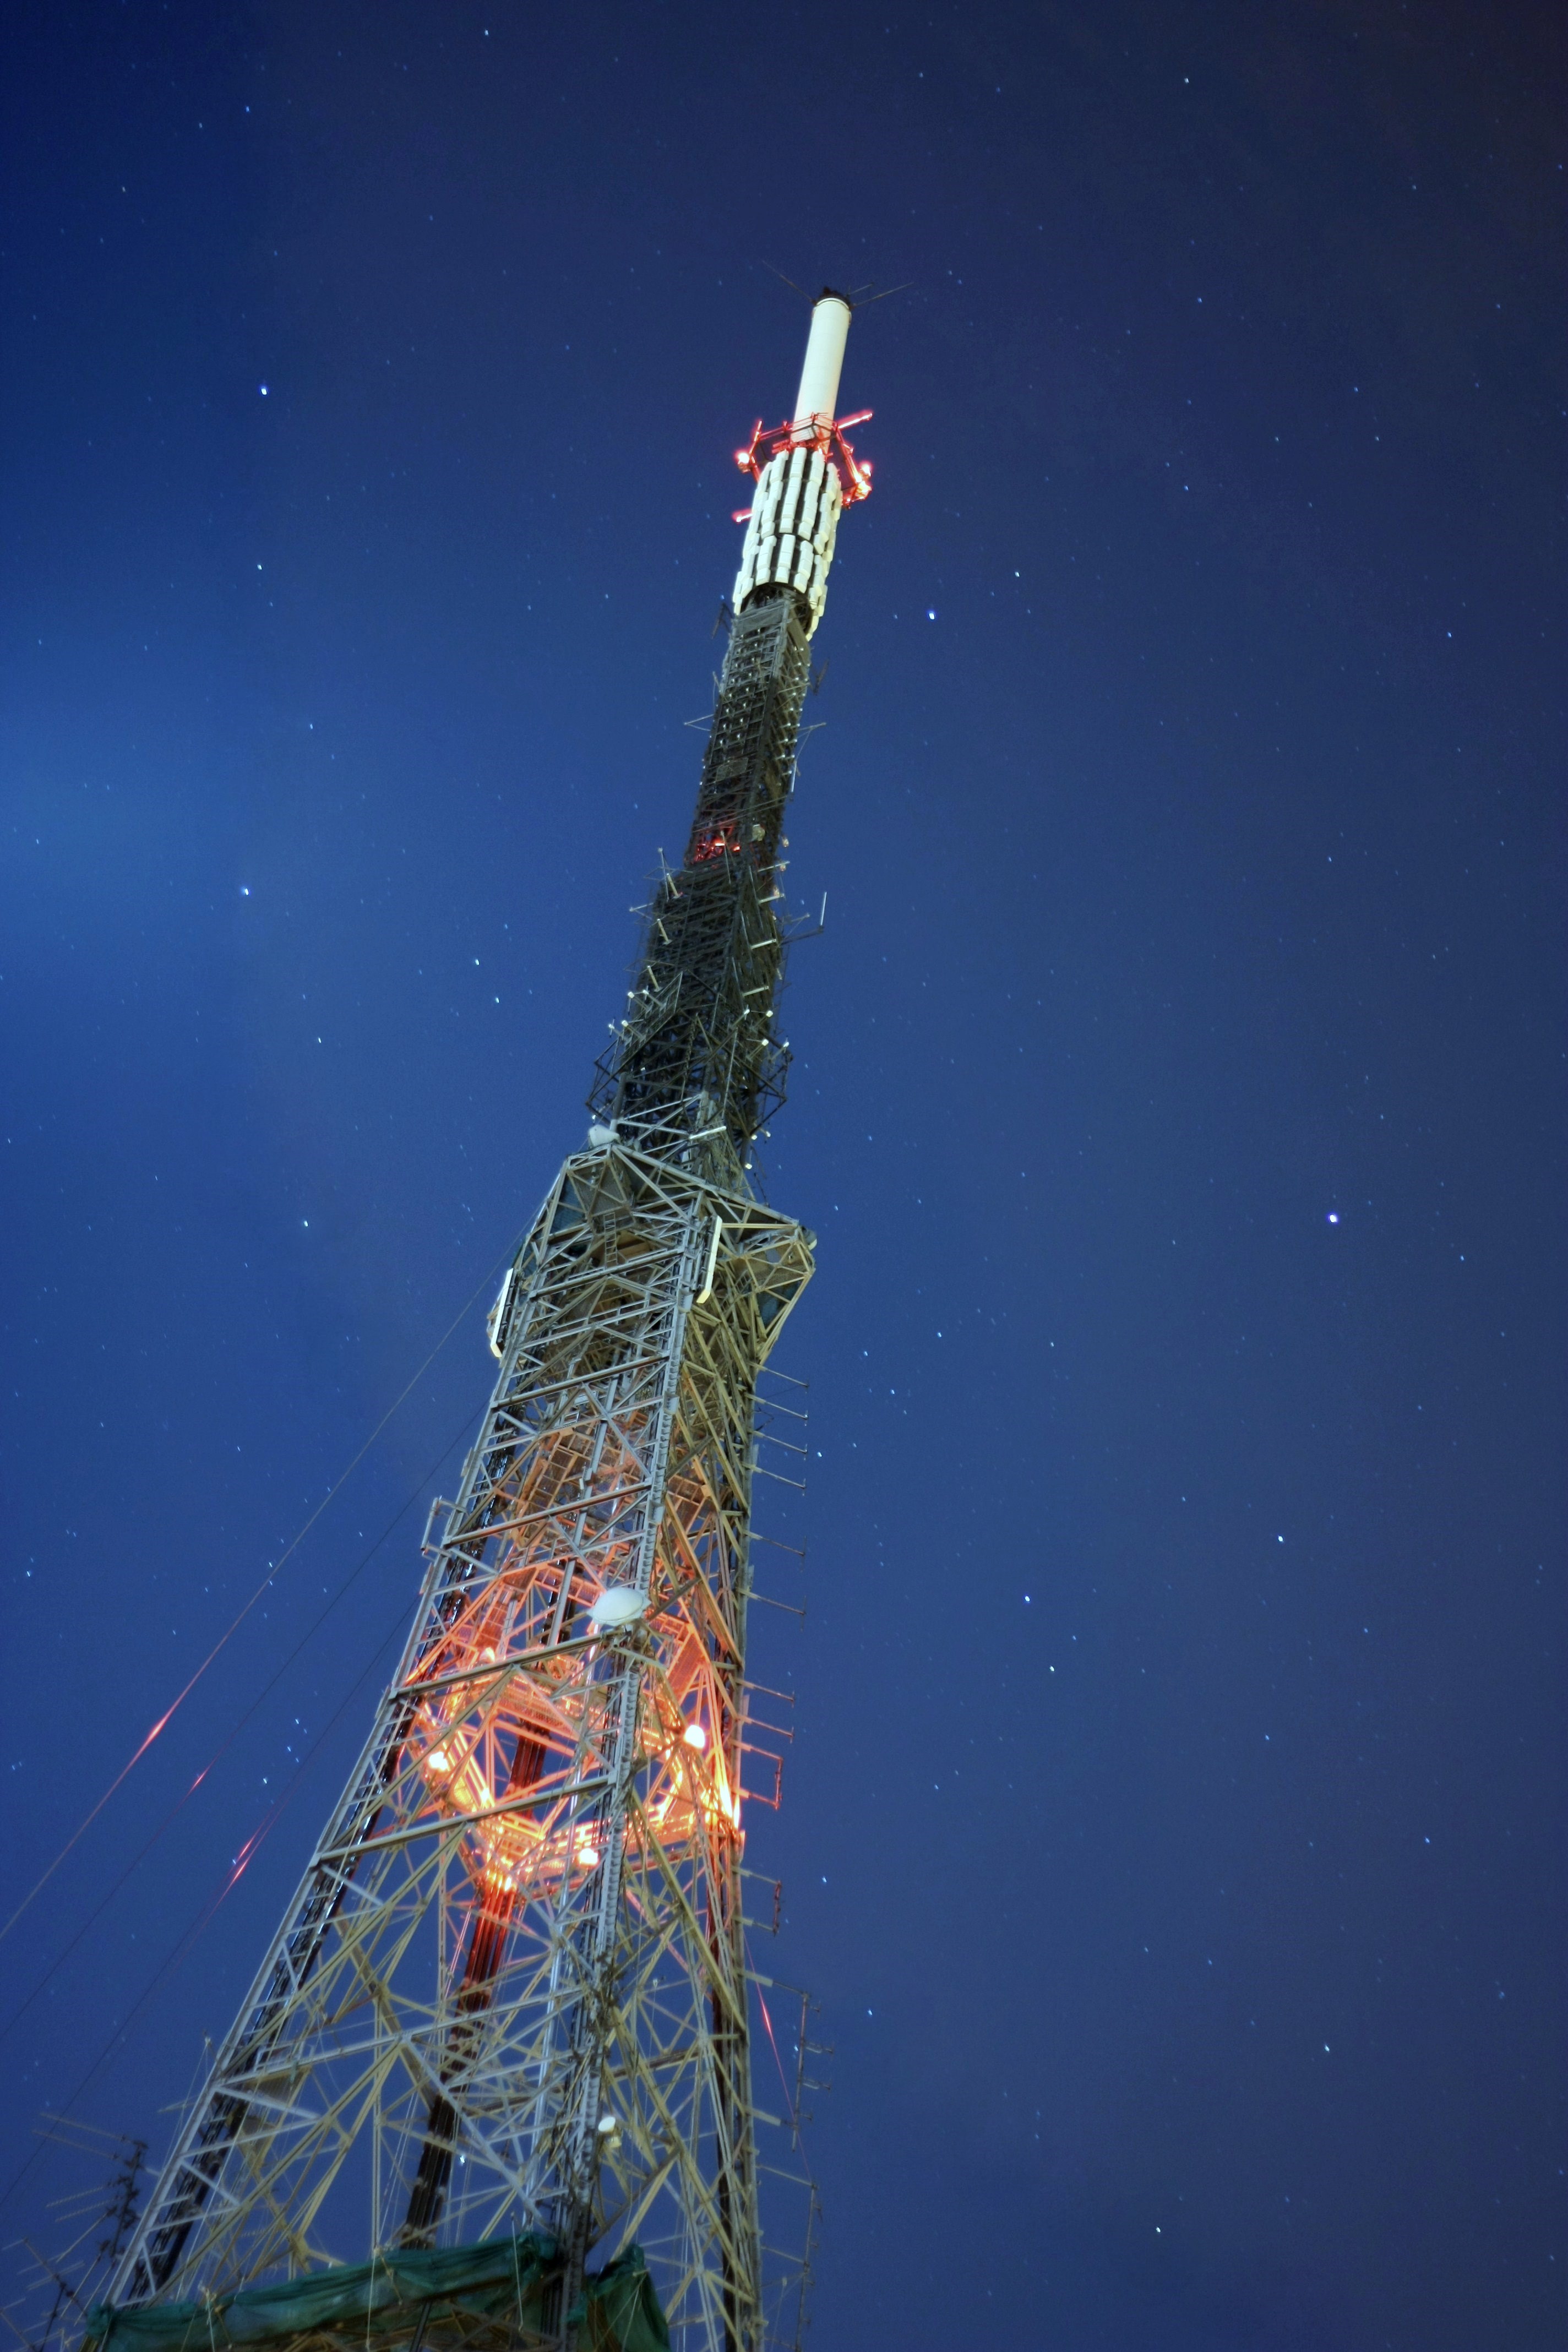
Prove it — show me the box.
[0,1397,484,2052]
[0,1593,420,2224]
[0,1227,527,1951]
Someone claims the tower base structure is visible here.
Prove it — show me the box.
[87,2233,668,2352]
[102,1144,812,2351]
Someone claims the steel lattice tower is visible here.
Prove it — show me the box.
[94,296,870,2352]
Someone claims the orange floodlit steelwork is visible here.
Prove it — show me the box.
[405,1548,745,1897]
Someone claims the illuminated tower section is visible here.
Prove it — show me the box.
[96,296,870,2352]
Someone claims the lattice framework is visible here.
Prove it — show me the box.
[104,303,869,2352]
[111,1149,813,2351]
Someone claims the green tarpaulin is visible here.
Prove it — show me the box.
[569,2247,669,2352]
[85,2235,667,2352]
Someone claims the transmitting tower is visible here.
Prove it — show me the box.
[89,295,871,2352]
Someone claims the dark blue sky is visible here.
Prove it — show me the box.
[1,4,1562,2346]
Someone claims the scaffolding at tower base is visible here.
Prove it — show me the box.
[99,290,866,2352]
[86,2236,668,2352]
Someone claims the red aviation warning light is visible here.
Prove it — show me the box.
[733,287,873,513]
[730,290,870,633]
[733,411,872,509]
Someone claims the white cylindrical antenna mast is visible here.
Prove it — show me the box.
[792,292,852,428]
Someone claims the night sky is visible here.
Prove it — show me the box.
[1,5,1562,2347]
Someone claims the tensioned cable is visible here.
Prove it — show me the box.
[0,1397,483,2051]
[0,1227,525,1951]
[0,1594,416,2223]
[747,1933,805,2141]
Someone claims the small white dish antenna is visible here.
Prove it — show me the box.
[587,1122,618,1148]
[589,1585,645,1630]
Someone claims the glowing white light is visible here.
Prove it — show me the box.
[428,1749,450,1773]
[1326,1211,1340,1224]
[683,1723,707,1751]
